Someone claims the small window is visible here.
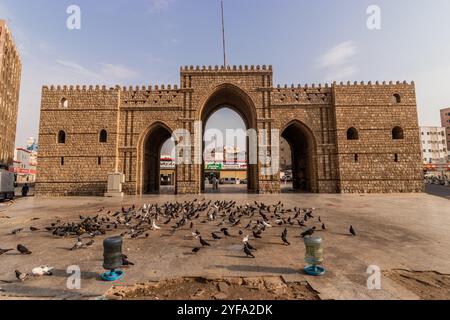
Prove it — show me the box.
[61,157,65,166]
[99,130,108,143]
[60,98,69,108]
[98,157,102,165]
[58,130,66,144]
[347,127,359,140]
[393,94,401,104]
[354,154,359,163]
[394,154,399,162]
[392,126,404,140]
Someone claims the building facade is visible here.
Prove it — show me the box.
[13,148,37,184]
[420,126,447,164]
[36,65,424,196]
[440,107,450,161]
[0,20,21,168]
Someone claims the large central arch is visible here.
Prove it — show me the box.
[199,84,258,193]
[281,120,318,193]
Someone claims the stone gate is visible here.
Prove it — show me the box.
[36,65,424,195]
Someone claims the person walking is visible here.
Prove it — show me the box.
[21,183,30,197]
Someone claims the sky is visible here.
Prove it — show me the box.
[1,0,450,148]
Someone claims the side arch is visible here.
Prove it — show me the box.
[281,120,319,193]
[136,121,175,195]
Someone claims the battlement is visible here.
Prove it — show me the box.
[332,80,415,87]
[120,84,180,93]
[180,64,273,73]
[42,85,119,93]
[274,80,415,90]
[42,84,181,94]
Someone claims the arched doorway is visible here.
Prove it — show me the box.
[141,123,175,194]
[281,121,317,193]
[200,84,258,193]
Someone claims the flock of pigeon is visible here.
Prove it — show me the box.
[1,199,357,282]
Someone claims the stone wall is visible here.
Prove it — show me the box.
[36,86,120,196]
[36,66,424,196]
[333,81,424,193]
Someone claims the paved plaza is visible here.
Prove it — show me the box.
[0,192,449,300]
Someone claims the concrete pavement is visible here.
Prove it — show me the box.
[0,192,449,300]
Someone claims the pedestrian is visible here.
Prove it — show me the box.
[211,176,217,192]
[21,183,30,197]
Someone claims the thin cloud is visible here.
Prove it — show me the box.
[54,59,139,83]
[147,0,174,13]
[100,63,139,79]
[318,41,358,81]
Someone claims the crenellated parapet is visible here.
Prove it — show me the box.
[271,83,333,105]
[180,64,273,74]
[120,84,183,106]
[42,85,119,92]
[270,80,415,106]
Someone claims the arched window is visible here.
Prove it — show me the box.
[393,94,401,104]
[392,126,404,140]
[60,98,69,108]
[99,130,108,143]
[347,127,359,140]
[58,130,66,144]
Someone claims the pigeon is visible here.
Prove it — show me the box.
[192,247,201,254]
[242,235,249,243]
[246,241,257,251]
[17,244,32,255]
[211,233,222,240]
[70,238,83,251]
[262,221,272,228]
[122,254,135,266]
[15,270,29,282]
[244,244,255,258]
[32,266,54,276]
[191,232,200,239]
[221,228,231,237]
[282,231,290,246]
[151,220,161,230]
[253,231,262,239]
[85,239,95,248]
[12,228,23,235]
[301,227,316,238]
[350,225,357,236]
[0,248,13,256]
[199,237,211,247]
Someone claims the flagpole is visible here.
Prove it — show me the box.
[221,0,227,67]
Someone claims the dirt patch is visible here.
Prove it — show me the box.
[105,277,320,300]
[384,269,450,300]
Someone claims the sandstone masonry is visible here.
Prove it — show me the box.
[36,65,424,195]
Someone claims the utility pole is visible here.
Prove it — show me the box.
[221,0,227,67]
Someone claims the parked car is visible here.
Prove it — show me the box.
[221,178,239,185]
